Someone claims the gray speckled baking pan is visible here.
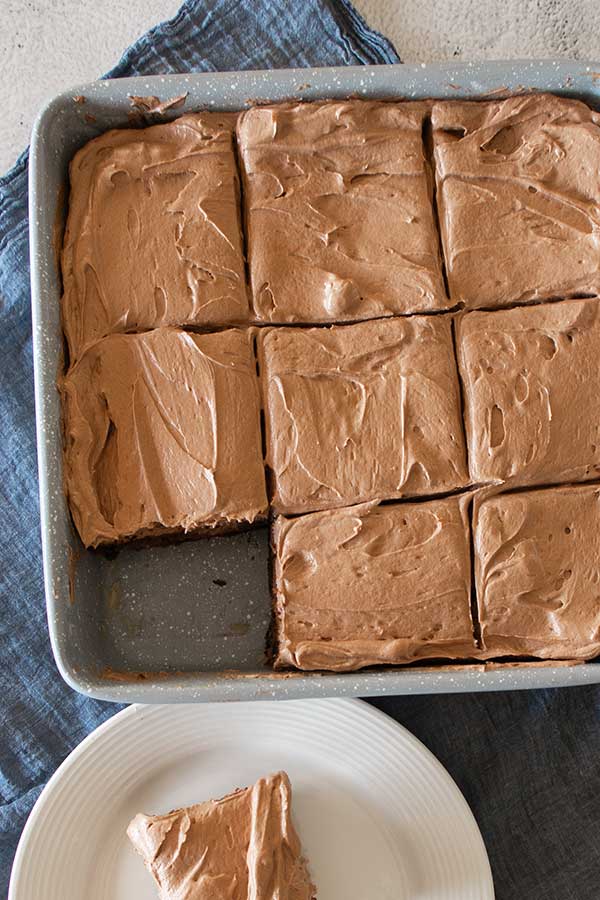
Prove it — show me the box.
[30,60,600,703]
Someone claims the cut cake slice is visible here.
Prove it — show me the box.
[127,771,316,900]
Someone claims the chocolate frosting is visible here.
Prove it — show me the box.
[61,328,267,548]
[61,113,248,362]
[458,297,600,486]
[238,100,448,322]
[433,93,600,308]
[258,316,468,515]
[127,771,315,900]
[475,484,600,659]
[273,495,477,671]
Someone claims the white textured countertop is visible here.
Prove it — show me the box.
[1,0,599,173]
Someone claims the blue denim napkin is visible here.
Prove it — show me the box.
[1,2,599,898]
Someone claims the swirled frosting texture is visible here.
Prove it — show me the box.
[61,328,267,548]
[433,93,600,308]
[237,100,448,322]
[457,298,600,486]
[475,485,600,659]
[273,496,477,671]
[61,113,249,362]
[258,317,468,515]
[127,771,315,900]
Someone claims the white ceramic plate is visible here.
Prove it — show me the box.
[9,699,494,899]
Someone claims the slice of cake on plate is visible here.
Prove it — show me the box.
[127,771,316,899]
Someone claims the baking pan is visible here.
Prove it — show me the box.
[29,60,600,703]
